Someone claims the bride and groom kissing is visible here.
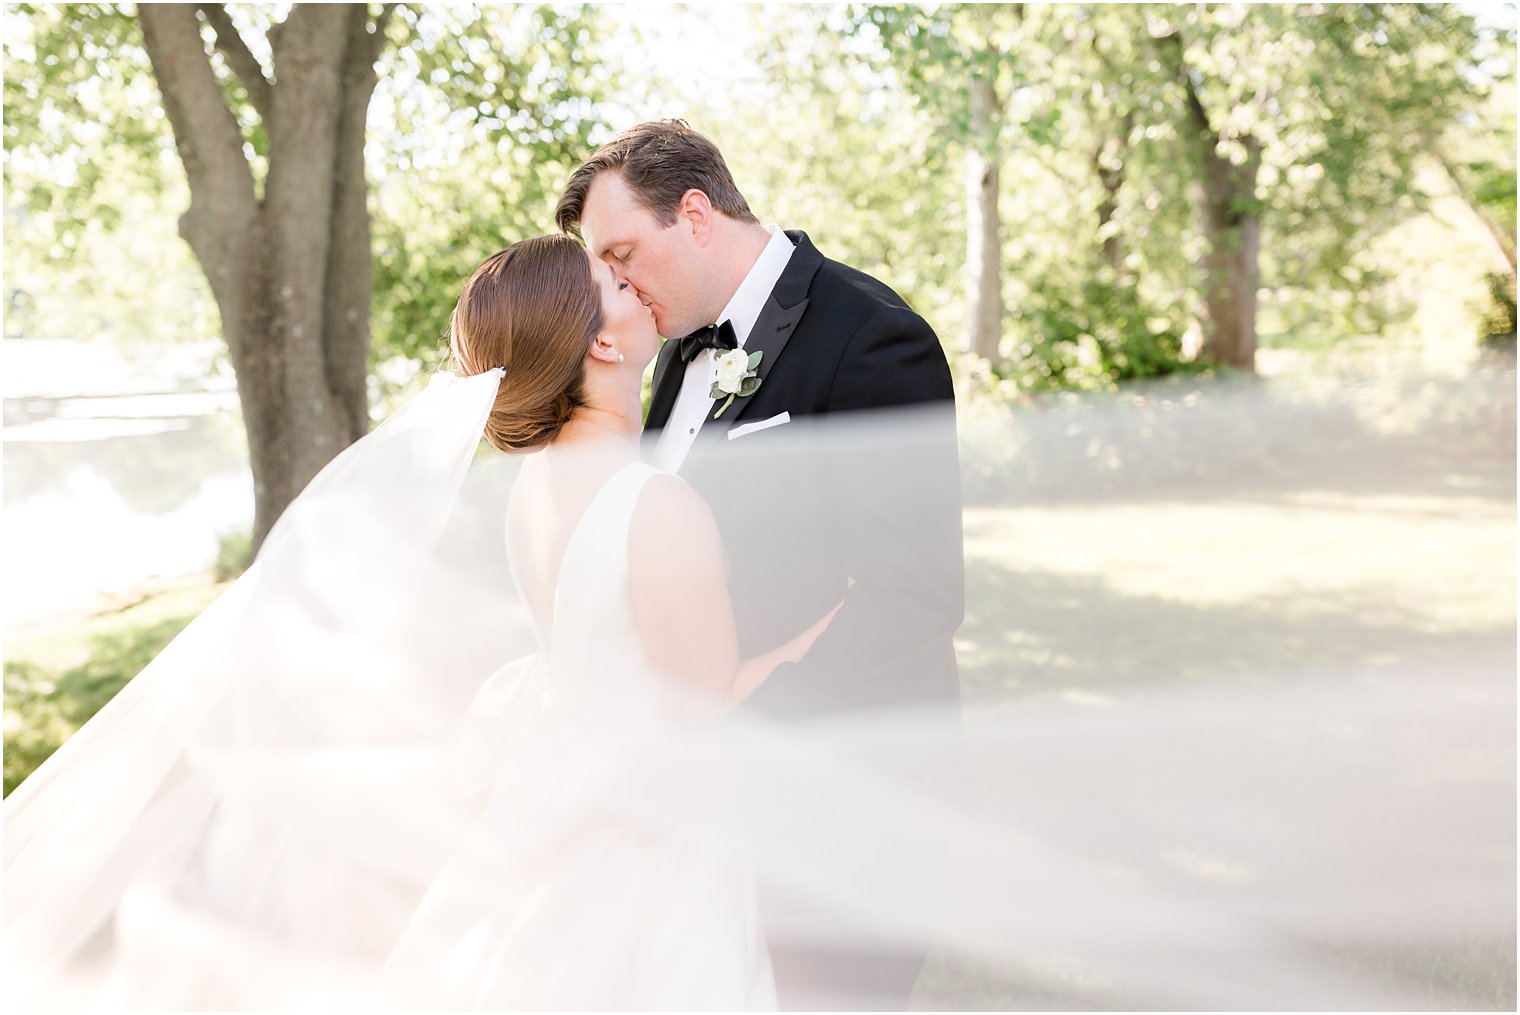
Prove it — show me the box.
[3,118,965,1011]
[527,117,967,1009]
[544,118,963,715]
[445,117,965,1008]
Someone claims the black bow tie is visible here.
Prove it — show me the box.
[676,319,739,364]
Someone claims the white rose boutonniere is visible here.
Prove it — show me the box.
[710,349,762,419]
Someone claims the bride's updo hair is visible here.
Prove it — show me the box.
[448,235,603,451]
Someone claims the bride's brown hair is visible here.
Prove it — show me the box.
[448,235,603,451]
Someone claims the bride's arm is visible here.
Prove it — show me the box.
[629,474,843,706]
[728,597,843,707]
[629,475,738,698]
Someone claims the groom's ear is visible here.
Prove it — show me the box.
[678,189,714,246]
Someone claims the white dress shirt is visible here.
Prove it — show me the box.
[650,226,796,474]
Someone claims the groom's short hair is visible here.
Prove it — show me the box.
[556,120,759,237]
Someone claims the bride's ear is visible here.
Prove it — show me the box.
[588,332,622,366]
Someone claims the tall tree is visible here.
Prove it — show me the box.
[861,3,1033,365]
[1007,4,1194,386]
[1148,4,1489,370]
[849,4,1188,381]
[963,4,1011,365]
[1156,25,1261,370]
[138,4,390,549]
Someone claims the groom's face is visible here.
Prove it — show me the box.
[580,171,709,340]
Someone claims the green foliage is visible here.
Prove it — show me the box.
[1154,3,1499,334]
[212,528,253,582]
[787,3,1508,381]
[3,4,168,218]
[1010,277,1195,390]
[1435,29,1517,344]
[734,5,963,336]
[1478,272,1518,343]
[857,3,1035,142]
[1470,162,1518,226]
[823,4,1199,381]
[368,5,611,384]
[3,3,217,348]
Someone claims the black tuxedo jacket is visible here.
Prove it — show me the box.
[645,231,964,715]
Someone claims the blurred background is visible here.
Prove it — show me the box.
[2,6,1515,1001]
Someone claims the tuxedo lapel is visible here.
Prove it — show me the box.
[726,231,824,426]
[644,339,683,432]
[725,295,807,425]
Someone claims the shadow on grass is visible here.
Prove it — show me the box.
[957,560,1516,703]
[4,611,200,796]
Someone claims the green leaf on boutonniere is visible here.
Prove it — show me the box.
[710,350,764,419]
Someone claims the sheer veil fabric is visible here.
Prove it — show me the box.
[3,369,1514,1010]
[4,369,515,1007]
[3,368,782,1010]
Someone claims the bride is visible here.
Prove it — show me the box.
[3,235,835,1010]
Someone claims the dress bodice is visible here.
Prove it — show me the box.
[530,460,662,689]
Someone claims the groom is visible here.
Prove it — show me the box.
[556,120,963,1009]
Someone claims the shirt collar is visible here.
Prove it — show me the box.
[716,225,796,349]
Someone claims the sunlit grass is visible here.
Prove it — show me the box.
[958,490,1515,700]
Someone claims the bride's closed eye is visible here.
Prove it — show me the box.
[618,281,630,292]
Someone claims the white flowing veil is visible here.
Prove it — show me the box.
[2,365,1513,1010]
[3,368,518,1006]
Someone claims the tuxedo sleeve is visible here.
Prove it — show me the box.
[743,310,965,713]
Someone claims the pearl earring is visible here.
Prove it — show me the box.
[618,353,625,363]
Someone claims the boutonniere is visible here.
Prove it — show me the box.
[710,349,762,419]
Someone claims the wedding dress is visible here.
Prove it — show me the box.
[381,455,775,1010]
[3,371,774,1010]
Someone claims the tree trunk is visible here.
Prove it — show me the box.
[966,71,1004,363]
[1162,31,1261,371]
[324,6,384,444]
[1093,112,1133,274]
[139,4,388,553]
[1195,134,1261,370]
